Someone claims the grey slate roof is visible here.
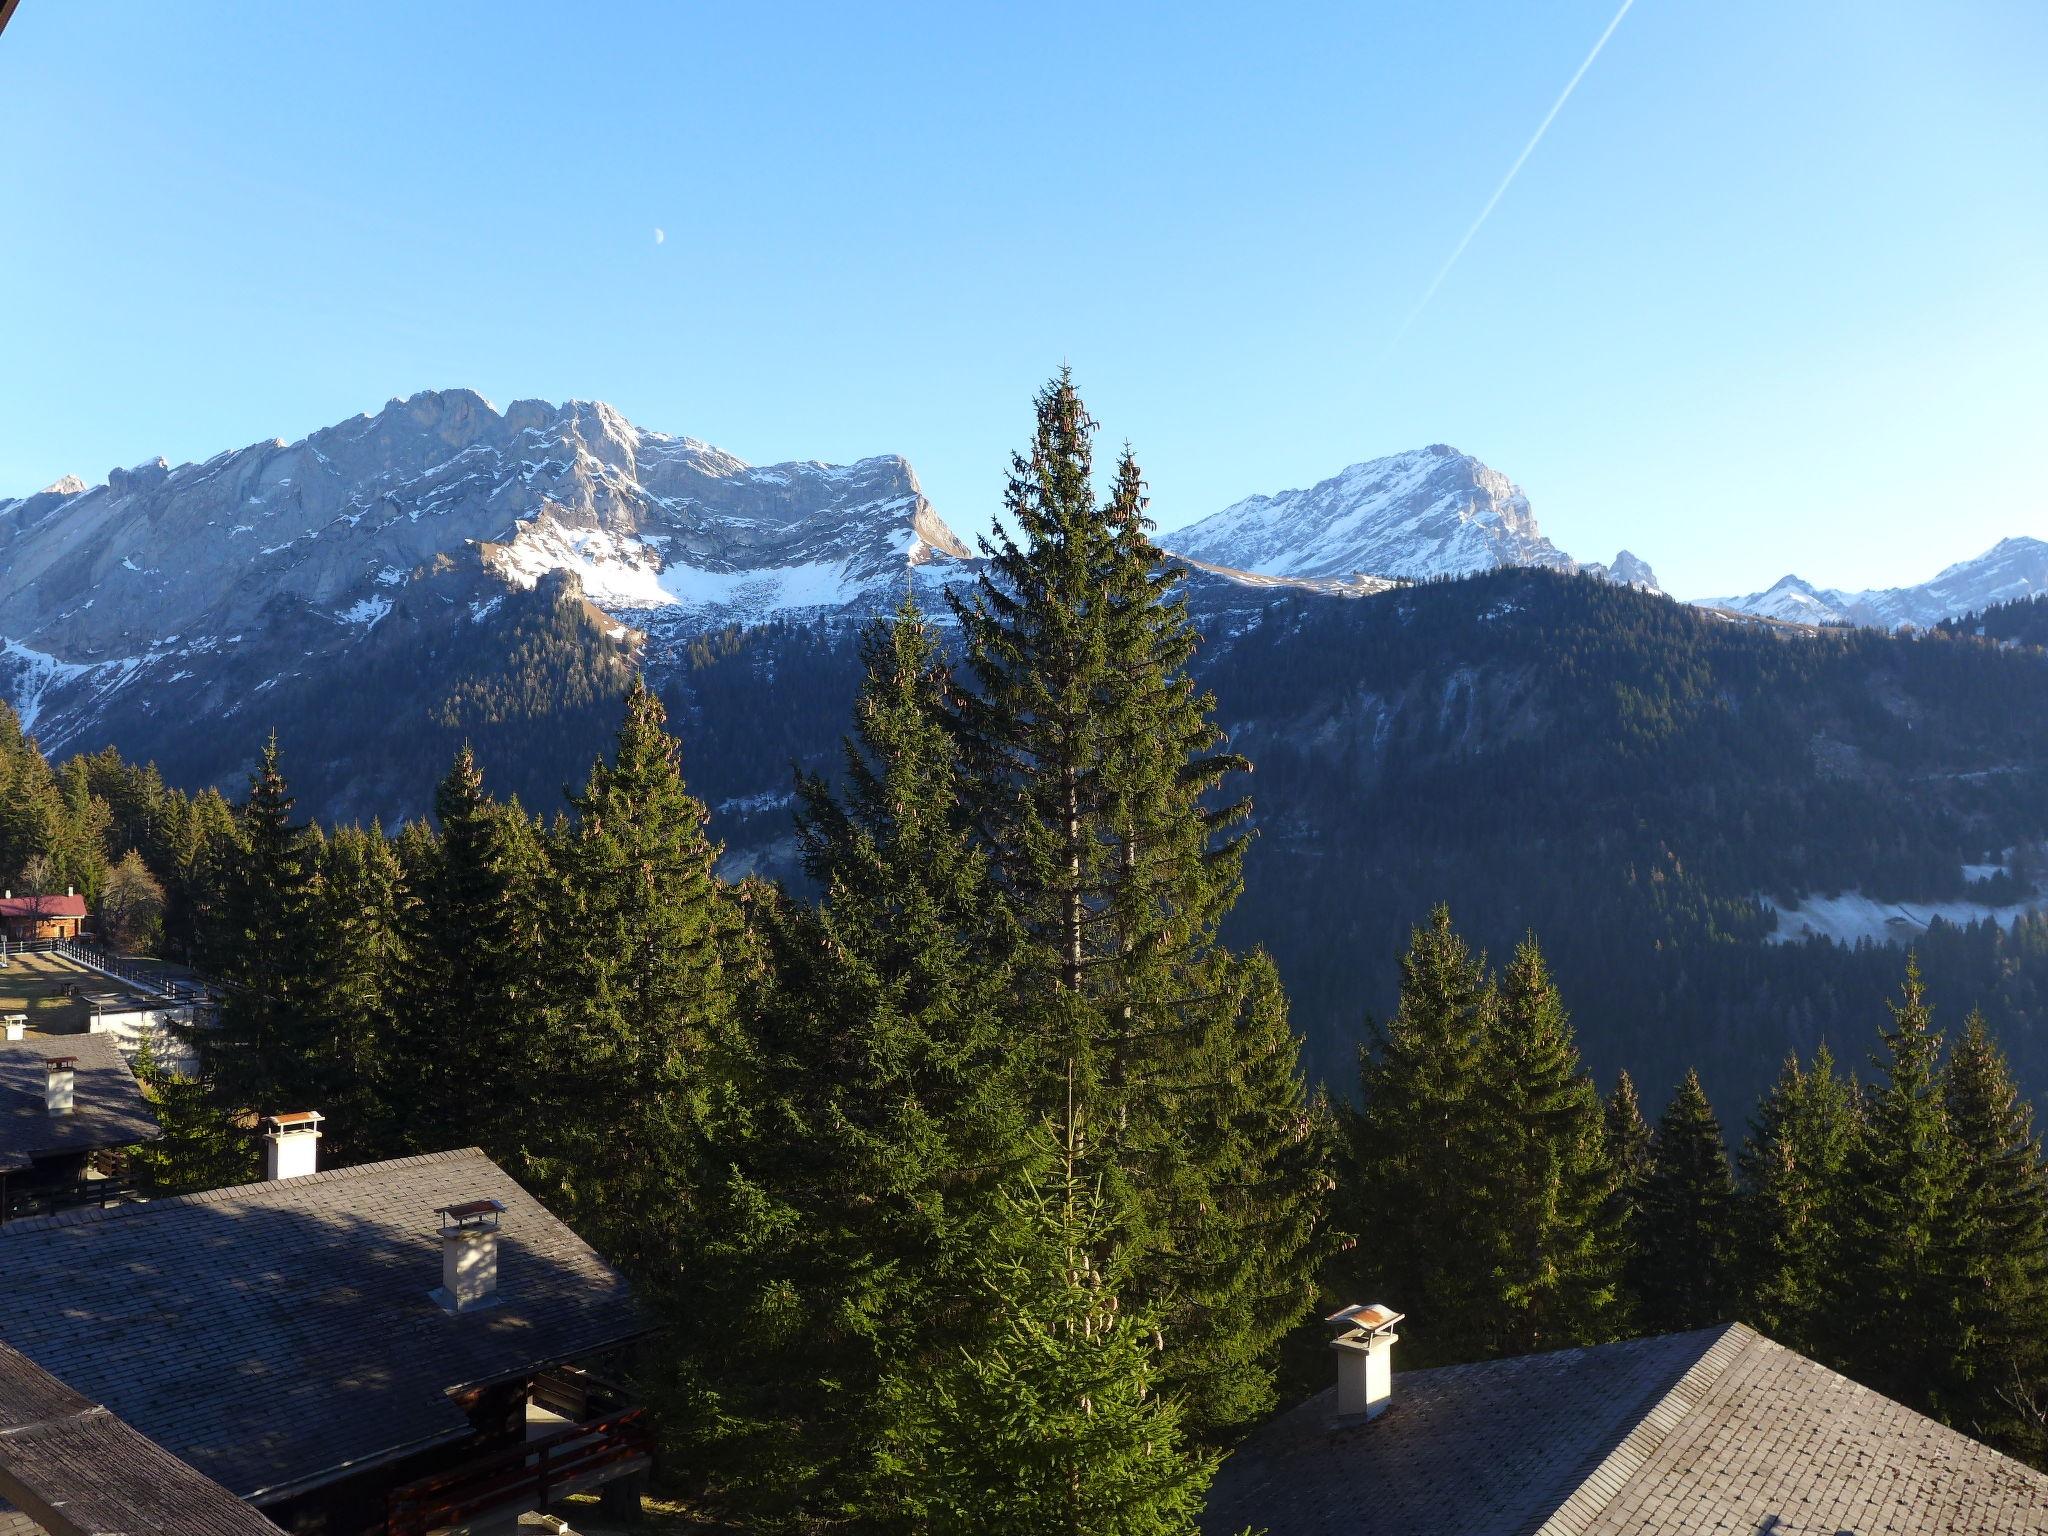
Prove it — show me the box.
[0,1033,160,1173]
[0,1337,282,1536]
[0,1148,644,1504]
[1201,1323,2048,1535]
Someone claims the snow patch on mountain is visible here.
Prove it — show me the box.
[1764,885,2048,946]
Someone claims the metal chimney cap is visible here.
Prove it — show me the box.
[43,1056,78,1071]
[1326,1303,1404,1335]
[263,1110,324,1132]
[437,1198,506,1232]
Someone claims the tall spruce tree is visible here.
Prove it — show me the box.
[1736,1044,1859,1360]
[1839,956,1969,1415]
[1603,1070,1655,1329]
[945,373,1332,1431]
[296,822,408,1162]
[878,1174,1218,1536]
[685,605,1045,1527]
[1632,1069,1738,1333]
[1479,936,1624,1355]
[203,734,317,1114]
[1349,905,1498,1363]
[387,746,550,1157]
[1942,1011,2048,1456]
[533,679,731,1277]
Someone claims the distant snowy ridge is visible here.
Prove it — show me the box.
[1700,536,2048,631]
[1160,444,1662,593]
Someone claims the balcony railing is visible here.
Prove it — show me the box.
[385,1406,653,1536]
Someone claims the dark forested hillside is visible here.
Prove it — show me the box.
[1940,592,2048,650]
[1201,569,2048,1110]
[40,566,2048,1114]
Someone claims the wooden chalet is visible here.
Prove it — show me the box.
[0,892,86,944]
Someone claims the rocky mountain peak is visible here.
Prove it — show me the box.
[0,392,973,694]
[1162,445,1578,584]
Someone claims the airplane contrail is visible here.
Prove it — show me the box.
[1385,0,1638,352]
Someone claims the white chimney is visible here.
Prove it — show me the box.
[4,1015,26,1041]
[433,1198,506,1313]
[44,1057,77,1115]
[1327,1303,1403,1423]
[262,1111,324,1180]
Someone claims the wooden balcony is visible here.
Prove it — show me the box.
[384,1404,652,1536]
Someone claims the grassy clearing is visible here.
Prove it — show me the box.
[0,951,156,1034]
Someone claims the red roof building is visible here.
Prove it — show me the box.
[0,893,87,943]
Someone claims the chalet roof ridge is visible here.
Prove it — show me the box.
[1530,1321,1752,1535]
[0,1144,490,1237]
[0,1338,282,1533]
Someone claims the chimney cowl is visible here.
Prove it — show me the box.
[262,1110,324,1180]
[1326,1302,1403,1425]
[3,1015,26,1042]
[432,1198,506,1314]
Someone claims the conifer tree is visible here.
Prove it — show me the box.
[1737,1044,1858,1359]
[946,373,1332,1430]
[683,606,1042,1526]
[1349,905,1497,1363]
[1839,956,1968,1413]
[533,679,731,1277]
[1632,1069,1737,1332]
[1605,1072,1655,1204]
[387,746,550,1157]
[1603,1070,1655,1327]
[1479,936,1624,1355]
[203,735,317,1113]
[1942,1012,2048,1456]
[879,1175,1218,1536]
[296,822,408,1162]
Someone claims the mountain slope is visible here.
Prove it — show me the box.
[1160,443,1659,590]
[0,389,970,761]
[1703,536,2048,630]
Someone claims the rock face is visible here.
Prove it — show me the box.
[0,388,968,664]
[1702,537,2048,631]
[1582,549,1664,592]
[0,389,977,755]
[1162,445,1582,583]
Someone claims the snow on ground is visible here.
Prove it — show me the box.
[335,595,392,630]
[490,521,673,609]
[487,513,870,620]
[0,639,145,744]
[1763,885,2047,946]
[655,557,858,611]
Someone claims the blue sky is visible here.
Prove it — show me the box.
[2,0,2042,598]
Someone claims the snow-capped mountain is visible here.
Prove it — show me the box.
[0,389,976,752]
[1161,444,1660,592]
[0,388,967,661]
[1701,537,2048,631]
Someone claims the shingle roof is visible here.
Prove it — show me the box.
[0,1148,645,1503]
[0,1034,161,1174]
[0,1338,282,1536]
[1201,1323,2048,1535]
